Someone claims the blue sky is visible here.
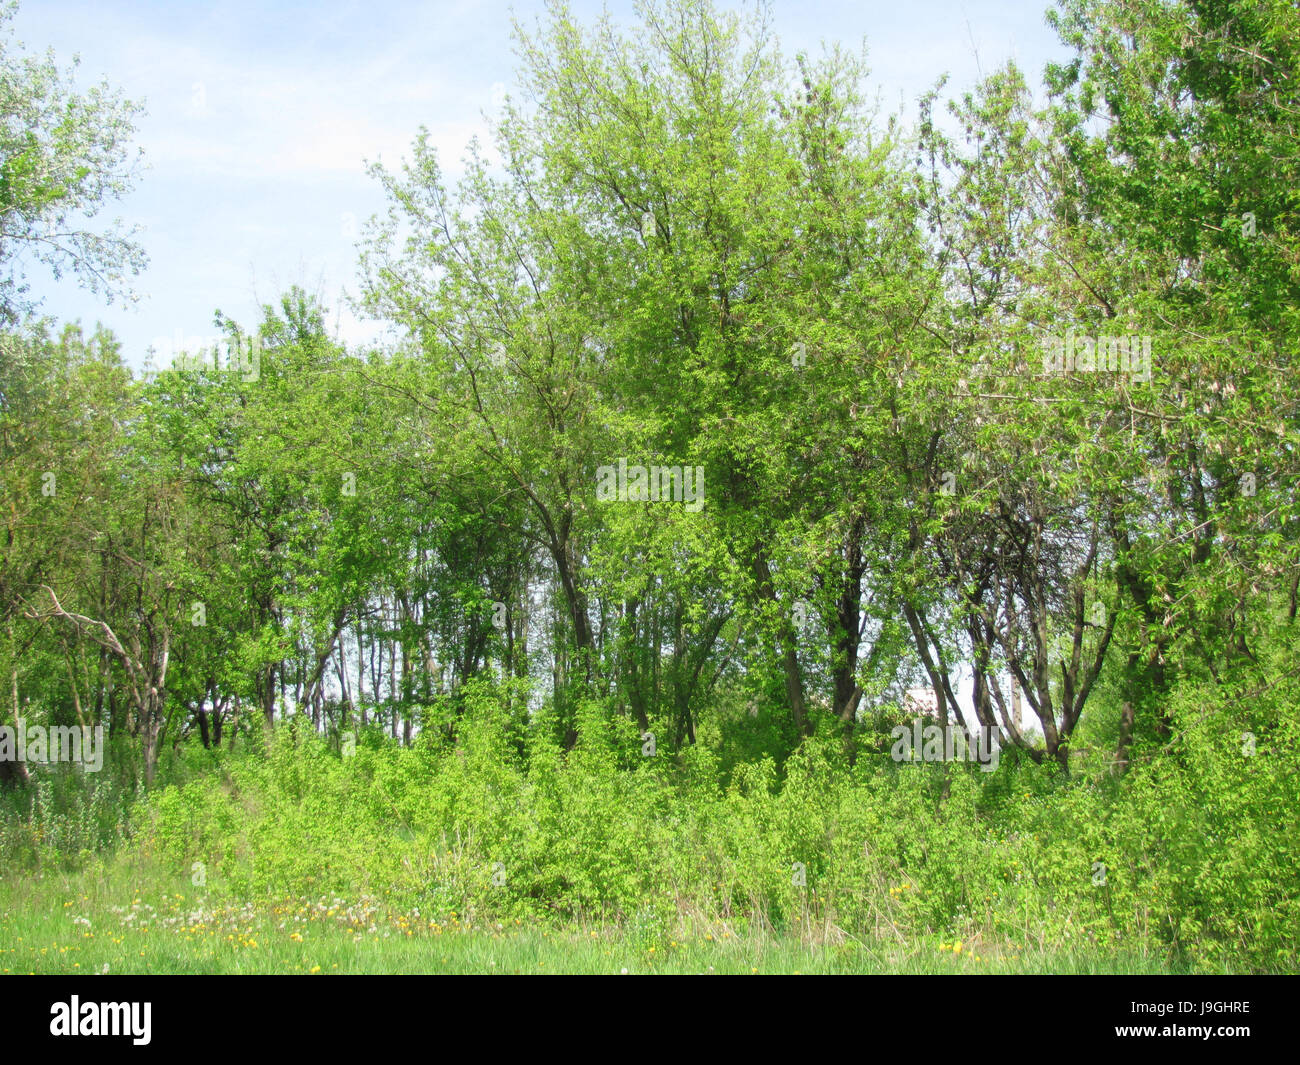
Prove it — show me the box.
[13,0,1072,369]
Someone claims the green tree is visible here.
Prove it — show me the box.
[0,0,146,324]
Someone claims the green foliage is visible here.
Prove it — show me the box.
[76,690,1287,971]
[2,0,1298,976]
[0,0,146,321]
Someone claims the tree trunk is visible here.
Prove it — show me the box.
[752,551,808,736]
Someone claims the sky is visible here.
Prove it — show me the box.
[11,0,1073,371]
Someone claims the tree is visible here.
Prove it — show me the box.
[1044,0,1300,759]
[0,0,146,324]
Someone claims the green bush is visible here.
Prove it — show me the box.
[5,675,1294,971]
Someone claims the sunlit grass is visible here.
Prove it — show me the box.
[0,859,1181,975]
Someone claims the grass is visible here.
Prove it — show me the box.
[0,859,1183,975]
